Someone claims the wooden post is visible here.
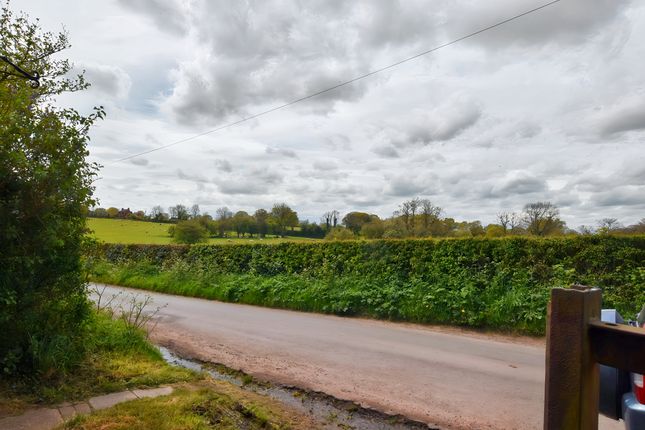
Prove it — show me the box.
[544,286,601,430]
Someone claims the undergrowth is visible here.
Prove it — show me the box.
[0,311,198,417]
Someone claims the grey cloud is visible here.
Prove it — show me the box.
[593,187,645,207]
[324,134,351,151]
[491,172,546,197]
[451,0,629,48]
[214,159,233,172]
[389,99,482,146]
[176,169,208,183]
[372,145,400,158]
[265,147,298,158]
[130,158,149,166]
[82,63,131,98]
[117,0,188,35]
[159,1,442,124]
[384,177,428,197]
[313,160,338,171]
[214,168,283,195]
[596,96,645,137]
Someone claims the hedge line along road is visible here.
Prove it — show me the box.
[92,284,623,430]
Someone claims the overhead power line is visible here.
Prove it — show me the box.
[113,0,561,164]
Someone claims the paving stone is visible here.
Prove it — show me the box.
[73,402,92,415]
[0,408,62,430]
[58,404,76,419]
[88,391,137,410]
[131,386,174,399]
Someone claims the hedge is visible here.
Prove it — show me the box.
[87,236,645,335]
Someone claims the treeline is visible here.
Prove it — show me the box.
[88,199,645,244]
[168,203,308,243]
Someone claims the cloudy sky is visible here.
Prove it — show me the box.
[19,0,645,227]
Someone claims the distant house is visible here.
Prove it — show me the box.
[116,208,132,219]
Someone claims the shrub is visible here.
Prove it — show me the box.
[173,220,208,244]
[0,6,99,376]
[324,227,355,241]
[90,236,645,335]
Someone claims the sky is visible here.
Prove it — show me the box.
[17,0,645,228]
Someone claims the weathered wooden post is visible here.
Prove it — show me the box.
[544,285,601,430]
[544,285,645,429]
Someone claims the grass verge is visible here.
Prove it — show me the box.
[58,380,316,430]
[0,311,199,418]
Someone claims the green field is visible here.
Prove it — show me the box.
[86,218,320,245]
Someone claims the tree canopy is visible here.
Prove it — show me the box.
[0,5,100,375]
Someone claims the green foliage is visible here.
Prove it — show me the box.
[324,227,356,241]
[1,311,197,409]
[0,6,99,376]
[173,220,208,244]
[90,236,645,335]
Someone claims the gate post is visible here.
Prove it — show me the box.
[544,285,601,430]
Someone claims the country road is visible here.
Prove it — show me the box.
[93,284,623,430]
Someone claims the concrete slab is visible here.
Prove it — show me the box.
[131,386,173,399]
[58,404,76,420]
[88,391,137,411]
[0,408,62,430]
[73,402,92,415]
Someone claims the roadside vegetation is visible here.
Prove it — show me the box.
[0,310,197,417]
[88,236,645,336]
[58,381,316,430]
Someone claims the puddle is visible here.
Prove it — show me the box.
[159,346,439,430]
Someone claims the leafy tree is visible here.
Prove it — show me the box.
[485,224,506,237]
[232,211,254,237]
[214,207,233,237]
[342,211,373,234]
[270,203,298,237]
[150,205,166,222]
[299,220,325,238]
[0,6,100,375]
[106,207,119,218]
[254,208,269,237]
[92,207,108,218]
[169,204,189,221]
[173,220,208,244]
[522,202,564,236]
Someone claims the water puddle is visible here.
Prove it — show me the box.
[159,346,438,430]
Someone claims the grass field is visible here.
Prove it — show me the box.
[86,218,320,245]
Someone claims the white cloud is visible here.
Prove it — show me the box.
[17,0,645,226]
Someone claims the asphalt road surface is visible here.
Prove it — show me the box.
[93,284,623,430]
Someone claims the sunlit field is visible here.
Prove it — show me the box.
[86,218,320,245]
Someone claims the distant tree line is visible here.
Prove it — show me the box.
[88,200,645,244]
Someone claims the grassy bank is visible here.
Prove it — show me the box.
[88,236,645,335]
[58,381,316,430]
[87,218,320,245]
[0,311,197,417]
